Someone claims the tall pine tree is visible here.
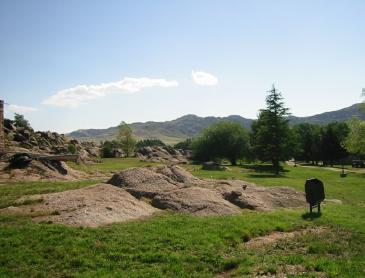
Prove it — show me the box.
[251,85,293,174]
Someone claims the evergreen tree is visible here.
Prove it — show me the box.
[250,85,293,174]
[117,122,136,157]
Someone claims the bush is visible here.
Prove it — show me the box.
[174,138,192,150]
[101,141,116,158]
[67,143,77,154]
[136,139,166,149]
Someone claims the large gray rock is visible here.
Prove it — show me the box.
[107,166,182,198]
[135,146,188,163]
[220,184,306,211]
[108,165,307,215]
[152,187,241,216]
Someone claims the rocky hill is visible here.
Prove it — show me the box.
[3,118,99,159]
[69,103,365,144]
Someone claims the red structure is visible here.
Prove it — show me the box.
[0,100,4,153]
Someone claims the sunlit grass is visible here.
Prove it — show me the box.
[0,161,364,277]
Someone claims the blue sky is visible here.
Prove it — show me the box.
[1,0,364,133]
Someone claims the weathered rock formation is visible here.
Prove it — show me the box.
[3,118,100,159]
[0,165,307,227]
[135,146,189,163]
[152,187,241,216]
[1,184,158,227]
[0,152,85,181]
[108,165,307,215]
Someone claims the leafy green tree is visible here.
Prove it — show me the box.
[250,85,293,174]
[292,123,321,164]
[320,122,349,166]
[117,122,136,157]
[14,114,30,128]
[192,121,249,165]
[344,117,365,155]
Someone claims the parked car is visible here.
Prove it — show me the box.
[352,160,365,168]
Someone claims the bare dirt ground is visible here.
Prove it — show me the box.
[244,227,327,249]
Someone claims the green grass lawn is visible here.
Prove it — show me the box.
[67,157,161,174]
[0,160,364,277]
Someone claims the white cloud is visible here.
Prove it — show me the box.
[8,104,38,113]
[192,70,218,86]
[42,77,179,108]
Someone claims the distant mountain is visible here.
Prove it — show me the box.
[68,103,364,144]
[69,114,253,144]
[288,103,365,125]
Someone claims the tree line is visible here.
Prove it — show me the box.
[100,85,365,173]
[190,85,365,174]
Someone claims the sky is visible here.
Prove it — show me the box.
[1,0,364,133]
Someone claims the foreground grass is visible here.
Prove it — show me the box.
[0,161,364,277]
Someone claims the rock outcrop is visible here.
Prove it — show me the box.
[152,187,241,216]
[135,146,189,163]
[1,184,158,227]
[1,166,308,227]
[0,152,85,181]
[3,118,99,160]
[219,185,306,211]
[108,165,307,215]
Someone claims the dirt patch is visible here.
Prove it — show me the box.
[0,184,159,227]
[245,227,327,249]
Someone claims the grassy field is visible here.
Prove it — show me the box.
[0,159,364,277]
[67,158,161,174]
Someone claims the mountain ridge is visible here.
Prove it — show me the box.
[68,103,364,144]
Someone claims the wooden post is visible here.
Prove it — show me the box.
[0,100,4,154]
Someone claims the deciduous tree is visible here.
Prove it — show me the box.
[192,121,249,165]
[117,122,136,157]
[345,117,365,155]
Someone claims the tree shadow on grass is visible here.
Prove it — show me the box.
[302,212,322,220]
[247,174,289,179]
[240,164,289,173]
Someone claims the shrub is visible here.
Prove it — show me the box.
[67,143,77,154]
[136,139,166,149]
